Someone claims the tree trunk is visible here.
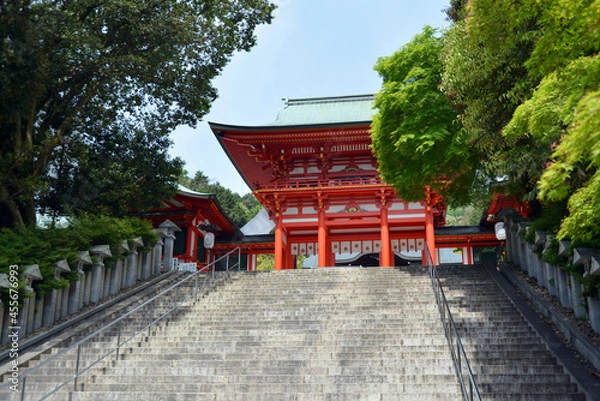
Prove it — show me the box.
[0,196,26,228]
[20,196,37,228]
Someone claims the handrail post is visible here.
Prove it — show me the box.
[19,374,26,401]
[74,343,82,392]
[147,299,153,336]
[115,320,122,361]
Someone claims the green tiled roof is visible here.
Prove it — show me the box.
[266,94,375,127]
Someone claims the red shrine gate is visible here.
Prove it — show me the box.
[210,95,447,269]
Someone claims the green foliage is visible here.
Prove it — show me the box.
[256,254,274,271]
[0,215,157,297]
[581,275,600,299]
[542,237,600,300]
[0,0,276,228]
[444,0,469,22]
[180,170,261,228]
[540,237,583,280]
[557,182,600,248]
[441,15,541,197]
[70,215,158,257]
[523,201,569,244]
[506,55,600,246]
[440,0,600,249]
[38,120,184,219]
[526,0,600,78]
[0,227,79,300]
[372,26,475,205]
[446,205,482,226]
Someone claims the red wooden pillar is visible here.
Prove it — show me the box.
[274,213,284,270]
[184,215,198,262]
[380,207,392,267]
[247,251,256,271]
[425,186,437,265]
[285,249,296,269]
[318,208,328,268]
[462,243,473,265]
[327,241,335,267]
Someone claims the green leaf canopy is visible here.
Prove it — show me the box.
[371,26,474,205]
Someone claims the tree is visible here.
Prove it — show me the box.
[371,26,475,205]
[444,0,468,23]
[441,2,543,201]
[38,119,184,220]
[180,170,261,228]
[440,0,600,245]
[0,0,276,228]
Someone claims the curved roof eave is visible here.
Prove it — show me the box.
[208,120,373,135]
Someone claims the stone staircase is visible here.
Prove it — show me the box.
[436,264,587,401]
[5,267,463,400]
[2,265,593,401]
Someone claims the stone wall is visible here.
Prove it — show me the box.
[505,219,600,334]
[0,220,183,345]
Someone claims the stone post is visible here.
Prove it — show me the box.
[159,220,181,271]
[0,275,10,345]
[82,270,92,307]
[117,240,129,290]
[60,283,69,320]
[556,268,571,309]
[22,265,42,335]
[41,290,56,328]
[569,275,586,318]
[42,259,71,327]
[517,223,528,270]
[103,267,111,298]
[574,248,595,274]
[525,243,535,277]
[54,259,70,321]
[0,301,4,346]
[153,228,167,275]
[558,240,571,258]
[573,249,599,319]
[590,256,600,276]
[68,252,91,315]
[33,292,44,332]
[537,235,554,289]
[141,251,152,280]
[531,231,546,281]
[110,259,123,295]
[588,297,600,334]
[549,264,559,296]
[126,237,144,287]
[506,220,518,264]
[89,245,112,303]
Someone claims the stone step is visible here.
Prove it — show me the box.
[71,373,461,385]
[14,391,469,401]
[479,381,580,394]
[29,381,464,394]
[24,357,462,370]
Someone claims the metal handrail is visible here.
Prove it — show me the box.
[0,247,241,400]
[425,247,482,401]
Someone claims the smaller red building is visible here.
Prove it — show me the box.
[141,185,238,267]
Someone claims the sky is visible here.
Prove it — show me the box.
[170,0,451,195]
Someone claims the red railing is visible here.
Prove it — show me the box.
[256,177,383,191]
